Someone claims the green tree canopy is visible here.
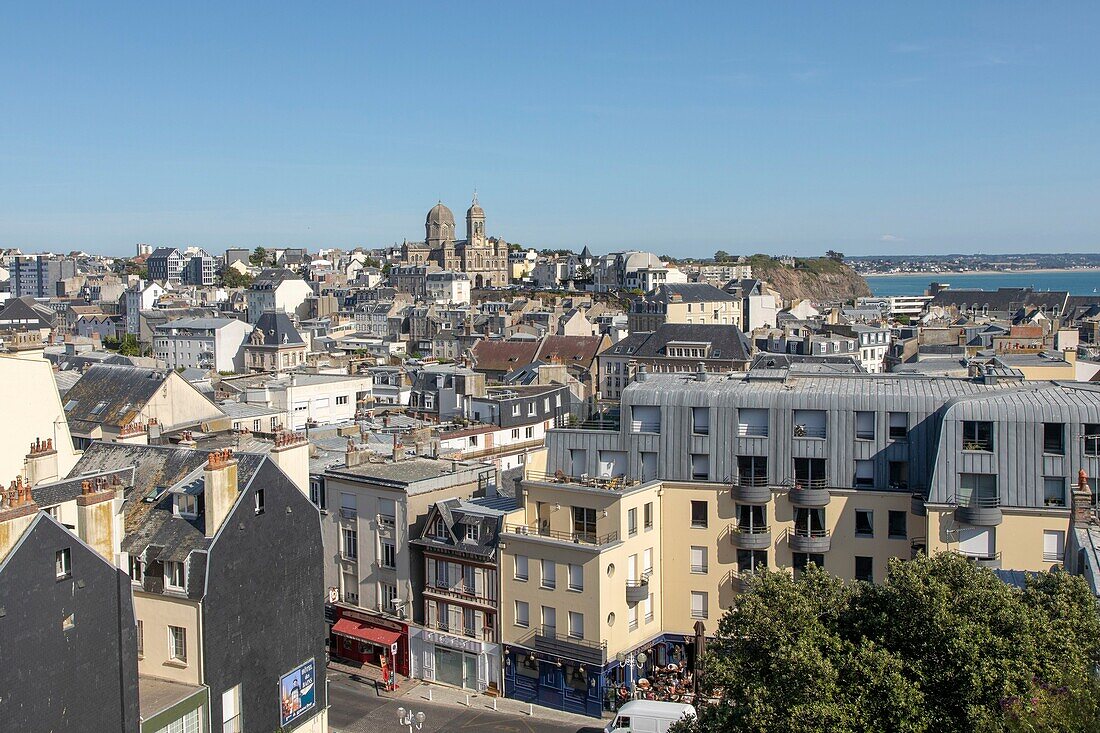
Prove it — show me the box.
[219,267,254,288]
[675,554,1100,733]
[248,246,268,266]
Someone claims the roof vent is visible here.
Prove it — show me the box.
[696,362,707,381]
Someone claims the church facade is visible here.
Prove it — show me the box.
[398,196,510,288]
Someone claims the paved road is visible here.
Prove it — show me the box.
[328,672,606,733]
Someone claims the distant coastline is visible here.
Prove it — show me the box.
[863,267,1100,278]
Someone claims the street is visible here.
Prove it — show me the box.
[327,672,607,733]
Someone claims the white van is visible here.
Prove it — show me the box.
[605,700,697,733]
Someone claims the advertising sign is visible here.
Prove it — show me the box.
[279,658,317,728]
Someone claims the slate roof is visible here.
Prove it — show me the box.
[470,339,541,374]
[250,311,305,346]
[929,287,1069,313]
[536,334,605,368]
[62,364,173,428]
[0,296,58,328]
[251,268,305,290]
[409,497,505,559]
[646,283,738,302]
[604,324,751,362]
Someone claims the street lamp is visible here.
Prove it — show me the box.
[615,650,647,698]
[397,707,426,732]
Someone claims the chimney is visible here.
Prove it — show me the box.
[345,438,366,468]
[203,449,239,538]
[635,364,648,382]
[76,475,124,562]
[177,430,197,449]
[1072,469,1093,525]
[270,431,310,496]
[392,433,404,462]
[0,478,38,562]
[115,421,149,446]
[23,438,59,487]
[696,362,707,381]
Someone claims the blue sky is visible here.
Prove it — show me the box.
[1,2,1098,257]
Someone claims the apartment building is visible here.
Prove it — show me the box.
[10,254,78,297]
[825,323,892,373]
[627,283,743,333]
[408,497,510,692]
[237,372,373,428]
[243,311,308,373]
[499,367,1100,717]
[247,269,313,323]
[154,317,253,373]
[146,247,215,286]
[317,446,496,677]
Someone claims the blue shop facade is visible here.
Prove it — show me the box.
[503,631,699,718]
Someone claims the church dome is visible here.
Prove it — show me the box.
[467,201,484,218]
[426,202,455,226]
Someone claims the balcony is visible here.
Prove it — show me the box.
[524,470,640,491]
[729,523,772,551]
[958,550,1002,569]
[789,480,831,507]
[737,424,768,438]
[503,523,619,547]
[625,572,650,604]
[962,439,993,452]
[910,493,927,516]
[553,406,620,432]
[789,527,831,553]
[423,583,496,608]
[954,494,1002,527]
[793,425,827,439]
[910,536,927,559]
[426,621,494,642]
[630,420,661,434]
[517,625,607,666]
[730,474,772,504]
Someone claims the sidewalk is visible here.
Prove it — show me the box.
[328,659,421,700]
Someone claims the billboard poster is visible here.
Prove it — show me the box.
[279,658,317,728]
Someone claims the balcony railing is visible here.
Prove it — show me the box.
[958,550,1002,568]
[524,470,640,491]
[426,622,494,641]
[424,582,496,605]
[733,474,770,488]
[518,624,607,666]
[630,420,661,434]
[794,477,829,489]
[503,523,619,547]
[737,424,768,438]
[553,406,621,432]
[793,425,827,439]
[962,439,993,452]
[856,430,875,440]
[340,508,358,520]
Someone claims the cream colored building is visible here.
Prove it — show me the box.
[627,282,743,333]
[0,353,79,481]
[498,367,1100,718]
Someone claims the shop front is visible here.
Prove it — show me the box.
[503,643,607,718]
[603,633,700,712]
[329,606,410,676]
[409,626,501,692]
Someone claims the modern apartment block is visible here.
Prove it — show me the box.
[499,366,1100,716]
[146,247,216,286]
[317,445,497,677]
[154,317,253,373]
[10,254,78,297]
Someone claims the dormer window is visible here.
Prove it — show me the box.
[176,494,198,518]
[465,523,480,541]
[165,560,185,591]
[434,518,447,539]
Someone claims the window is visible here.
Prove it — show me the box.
[793,409,826,438]
[1043,423,1065,455]
[855,556,874,583]
[1044,530,1065,562]
[572,506,597,542]
[794,457,827,488]
[541,559,556,589]
[511,404,520,417]
[889,412,908,440]
[53,547,71,580]
[465,523,479,541]
[128,556,143,583]
[379,582,398,613]
[690,546,708,574]
[511,428,520,440]
[1086,424,1100,456]
[515,555,529,581]
[341,526,358,560]
[959,473,998,506]
[542,606,556,634]
[1044,477,1066,507]
[340,493,357,519]
[855,510,874,538]
[690,591,708,620]
[627,508,638,536]
[136,620,144,657]
[855,411,875,440]
[644,593,654,623]
[962,421,994,451]
[309,480,326,510]
[643,502,653,530]
[889,461,909,490]
[854,460,874,488]
[176,494,198,517]
[62,612,75,630]
[336,395,349,405]
[222,685,242,733]
[434,517,448,539]
[380,540,396,569]
[525,426,534,439]
[568,563,583,592]
[690,453,710,481]
[691,407,710,435]
[168,625,187,663]
[690,500,708,528]
[888,511,907,540]
[792,552,823,577]
[165,561,185,590]
[254,489,264,515]
[628,603,639,631]
[568,611,584,639]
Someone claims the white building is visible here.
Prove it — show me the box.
[153,317,253,373]
[124,280,167,335]
[425,271,472,305]
[240,372,374,428]
[247,269,314,323]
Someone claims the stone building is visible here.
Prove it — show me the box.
[398,196,509,289]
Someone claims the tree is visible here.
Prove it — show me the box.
[220,267,254,288]
[675,554,1100,733]
[249,246,268,266]
[714,250,733,263]
[826,250,845,261]
[104,334,141,356]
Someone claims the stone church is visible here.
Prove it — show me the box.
[399,195,510,288]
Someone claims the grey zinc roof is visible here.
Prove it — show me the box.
[251,311,305,346]
[157,317,243,330]
[650,283,738,302]
[63,364,172,428]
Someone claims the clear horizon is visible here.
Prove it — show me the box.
[2,3,1099,257]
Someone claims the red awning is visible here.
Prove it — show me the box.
[332,618,402,647]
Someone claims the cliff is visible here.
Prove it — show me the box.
[745,255,872,303]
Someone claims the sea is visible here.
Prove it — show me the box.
[866,270,1100,297]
